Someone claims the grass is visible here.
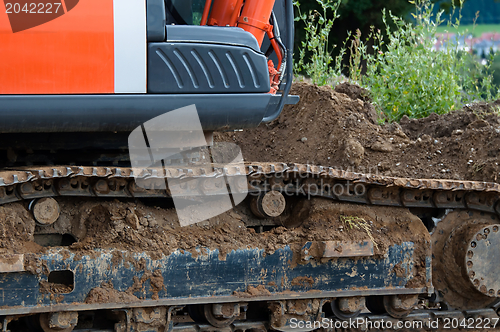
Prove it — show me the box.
[436,23,500,37]
[471,162,486,175]
[340,215,378,249]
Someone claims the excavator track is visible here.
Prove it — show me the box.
[1,162,500,331]
[1,162,500,210]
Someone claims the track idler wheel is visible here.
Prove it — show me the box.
[39,312,78,332]
[329,297,364,320]
[464,225,500,297]
[188,303,238,328]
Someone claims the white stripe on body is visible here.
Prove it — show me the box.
[113,0,147,93]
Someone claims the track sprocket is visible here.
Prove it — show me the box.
[432,210,500,309]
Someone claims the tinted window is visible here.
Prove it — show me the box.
[167,0,205,25]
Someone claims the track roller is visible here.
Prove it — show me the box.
[29,197,60,226]
[188,303,240,328]
[366,295,417,318]
[329,297,364,320]
[39,312,78,332]
[382,295,418,318]
[250,191,286,218]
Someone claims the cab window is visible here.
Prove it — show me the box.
[166,0,205,25]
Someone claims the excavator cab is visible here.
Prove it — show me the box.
[0,0,296,167]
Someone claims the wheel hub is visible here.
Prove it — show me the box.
[466,225,500,297]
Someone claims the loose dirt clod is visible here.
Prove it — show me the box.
[234,285,272,298]
[344,138,365,166]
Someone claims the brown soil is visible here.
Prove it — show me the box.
[234,285,272,298]
[0,194,430,304]
[85,280,140,304]
[39,281,72,294]
[0,203,42,255]
[215,82,500,183]
[0,196,428,291]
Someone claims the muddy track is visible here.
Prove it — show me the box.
[0,163,499,216]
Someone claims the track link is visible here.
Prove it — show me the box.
[1,163,500,216]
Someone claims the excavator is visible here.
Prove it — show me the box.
[0,0,499,331]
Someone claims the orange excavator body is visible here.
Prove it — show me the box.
[0,0,115,94]
[205,0,240,26]
[0,0,296,167]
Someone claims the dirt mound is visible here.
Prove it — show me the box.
[400,102,500,140]
[215,83,500,183]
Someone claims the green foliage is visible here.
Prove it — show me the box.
[293,0,344,85]
[355,0,499,122]
[294,0,414,71]
[294,0,500,122]
[363,3,462,121]
[491,53,500,87]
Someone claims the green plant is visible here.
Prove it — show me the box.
[293,0,344,85]
[359,0,500,122]
[471,162,485,175]
[346,29,362,83]
[340,215,378,248]
[293,0,500,120]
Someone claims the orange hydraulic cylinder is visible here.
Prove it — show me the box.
[200,0,213,25]
[208,0,240,26]
[237,0,276,45]
[229,0,245,26]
